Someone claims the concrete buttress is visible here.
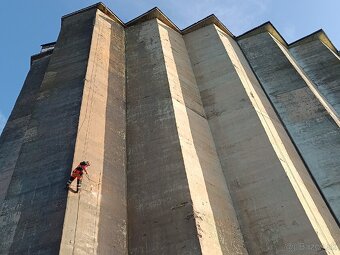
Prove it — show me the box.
[0,3,340,255]
[60,9,127,255]
[238,30,340,225]
[184,24,339,254]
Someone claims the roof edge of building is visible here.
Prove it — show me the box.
[30,50,54,66]
[51,3,339,56]
[125,7,180,32]
[236,21,288,47]
[181,15,234,37]
[41,42,57,47]
[62,2,125,27]
[289,29,339,55]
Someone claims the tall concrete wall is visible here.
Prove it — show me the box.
[290,39,340,116]
[158,20,246,254]
[1,3,340,255]
[0,8,96,254]
[184,24,339,255]
[238,32,340,223]
[126,18,247,254]
[0,54,51,206]
[126,19,202,254]
[60,10,127,255]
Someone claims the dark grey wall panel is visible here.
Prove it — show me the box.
[239,32,340,222]
[0,55,51,205]
[290,40,340,115]
[0,9,96,254]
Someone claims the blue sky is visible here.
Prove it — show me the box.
[0,0,339,134]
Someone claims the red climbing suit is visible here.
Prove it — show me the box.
[71,164,89,180]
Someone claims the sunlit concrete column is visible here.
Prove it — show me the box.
[126,17,246,254]
[60,8,127,255]
[184,24,340,254]
[158,20,247,255]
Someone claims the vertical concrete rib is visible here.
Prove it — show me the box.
[184,24,340,254]
[158,21,247,254]
[0,54,51,205]
[126,19,201,254]
[238,32,340,223]
[60,9,127,254]
[99,10,127,255]
[290,39,340,117]
[0,8,96,254]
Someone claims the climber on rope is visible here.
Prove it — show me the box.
[65,161,91,193]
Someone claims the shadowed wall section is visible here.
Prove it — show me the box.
[290,38,340,116]
[0,54,51,205]
[0,8,96,254]
[239,31,340,223]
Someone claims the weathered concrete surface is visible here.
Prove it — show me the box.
[0,54,51,205]
[98,11,126,255]
[0,8,96,254]
[60,9,127,255]
[2,3,340,254]
[238,32,340,224]
[184,24,339,254]
[158,21,247,254]
[126,19,202,254]
[290,39,340,116]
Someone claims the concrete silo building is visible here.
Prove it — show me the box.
[0,2,339,254]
